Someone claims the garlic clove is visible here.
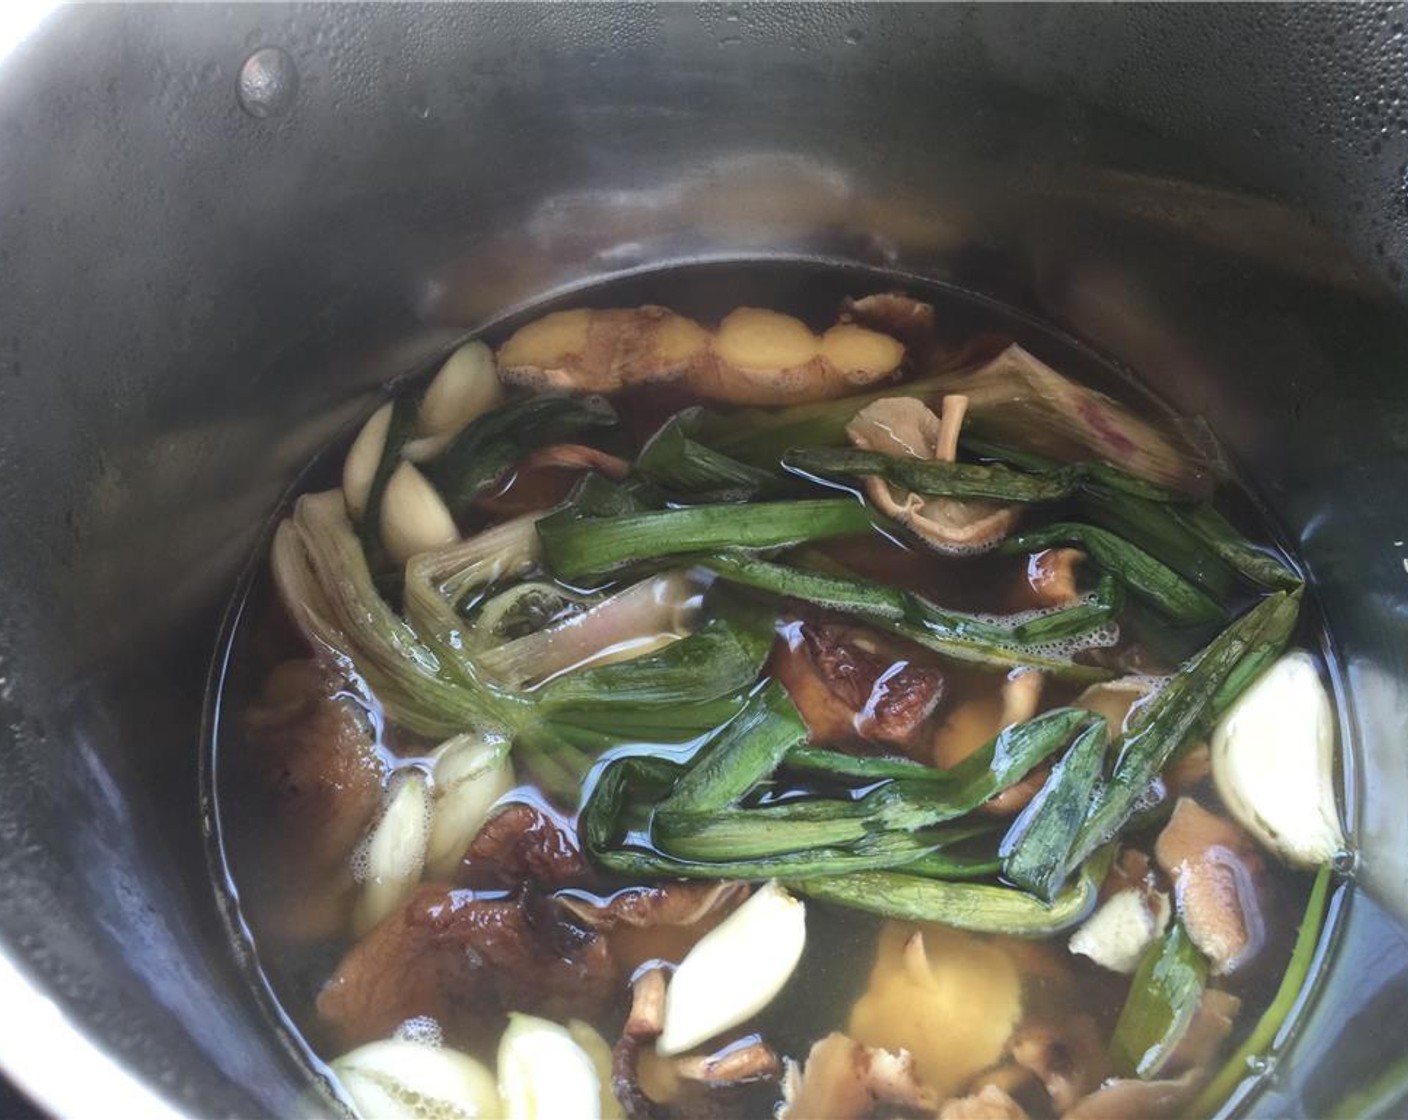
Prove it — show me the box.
[381,461,459,565]
[567,1020,625,1120]
[344,402,394,522]
[424,734,514,880]
[1068,887,1170,974]
[353,770,431,935]
[497,1013,603,1120]
[419,340,504,439]
[331,1038,500,1120]
[1211,650,1344,868]
[657,880,806,1056]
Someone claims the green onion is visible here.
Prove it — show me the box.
[535,590,774,713]
[1108,922,1210,1079]
[634,409,787,501]
[426,394,619,513]
[702,552,1114,681]
[788,845,1115,935]
[1189,864,1334,1117]
[1064,589,1301,875]
[1001,718,1110,902]
[656,681,807,815]
[1002,522,1226,626]
[538,499,875,580]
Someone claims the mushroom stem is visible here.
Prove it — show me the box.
[1001,670,1044,726]
[626,968,668,1040]
[935,394,969,462]
[674,1041,782,1085]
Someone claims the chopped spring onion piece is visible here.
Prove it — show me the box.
[658,881,807,1056]
[1063,589,1301,877]
[330,1038,501,1120]
[635,408,786,501]
[1188,863,1333,1117]
[418,340,504,440]
[1108,922,1210,1079]
[1001,717,1110,902]
[1069,887,1171,975]
[1002,522,1226,626]
[789,845,1115,935]
[273,491,523,737]
[425,735,514,880]
[381,461,460,565]
[538,498,875,581]
[354,769,431,935]
[535,590,775,713]
[1211,651,1344,868]
[701,552,1114,681]
[426,394,619,514]
[476,570,702,688]
[785,447,1185,505]
[497,1013,603,1120]
[657,681,807,815]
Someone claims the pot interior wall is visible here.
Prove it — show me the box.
[2,4,1408,1116]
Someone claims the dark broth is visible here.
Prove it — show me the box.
[207,260,1336,1117]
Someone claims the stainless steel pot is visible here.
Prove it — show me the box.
[3,4,1408,1115]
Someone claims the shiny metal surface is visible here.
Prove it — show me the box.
[1,3,1408,1116]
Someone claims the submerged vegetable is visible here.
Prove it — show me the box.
[1108,922,1209,1079]
[497,1013,603,1120]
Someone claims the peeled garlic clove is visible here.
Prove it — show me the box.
[1069,887,1171,974]
[331,1038,500,1120]
[498,1013,603,1120]
[657,880,806,1056]
[354,770,431,935]
[1211,650,1344,868]
[419,340,504,438]
[568,1020,626,1120]
[424,734,514,880]
[344,402,394,522]
[381,461,459,565]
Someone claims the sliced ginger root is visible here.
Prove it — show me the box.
[496,305,904,405]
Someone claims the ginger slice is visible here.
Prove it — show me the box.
[496,305,904,405]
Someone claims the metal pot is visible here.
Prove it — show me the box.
[2,4,1407,1115]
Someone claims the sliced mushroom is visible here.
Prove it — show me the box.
[1007,1016,1108,1113]
[1073,675,1160,738]
[1068,886,1171,975]
[938,1085,1031,1120]
[779,1033,937,1120]
[842,292,938,358]
[771,618,945,754]
[1154,798,1265,974]
[846,396,1019,555]
[849,924,1022,1098]
[557,881,748,974]
[674,1040,781,1086]
[1025,548,1086,608]
[1063,1070,1202,1120]
[1211,650,1344,868]
[496,305,903,405]
[979,672,1048,816]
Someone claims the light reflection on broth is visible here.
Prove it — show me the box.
[210,268,1341,1120]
